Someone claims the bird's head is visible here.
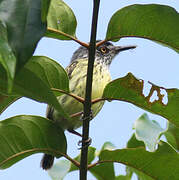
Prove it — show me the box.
[71,41,136,66]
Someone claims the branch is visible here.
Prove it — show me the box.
[62,153,80,168]
[91,97,106,104]
[51,88,84,103]
[87,160,114,169]
[47,28,89,47]
[80,0,101,179]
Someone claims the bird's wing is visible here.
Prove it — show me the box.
[65,60,79,80]
[46,60,79,120]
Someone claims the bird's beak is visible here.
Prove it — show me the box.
[114,45,136,53]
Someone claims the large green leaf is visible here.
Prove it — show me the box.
[0,56,69,119]
[165,122,179,150]
[0,21,16,92]
[0,115,67,169]
[0,0,47,69]
[48,147,96,180]
[127,134,145,149]
[103,73,179,127]
[41,0,51,22]
[126,134,153,180]
[46,0,77,40]
[25,56,69,95]
[106,4,179,52]
[133,113,166,151]
[90,142,115,180]
[99,141,179,180]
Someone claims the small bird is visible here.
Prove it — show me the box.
[41,41,136,170]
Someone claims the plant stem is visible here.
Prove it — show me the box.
[51,88,85,103]
[46,28,89,47]
[80,0,100,179]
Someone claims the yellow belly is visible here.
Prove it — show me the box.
[52,60,111,130]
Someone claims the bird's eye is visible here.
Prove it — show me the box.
[100,47,108,54]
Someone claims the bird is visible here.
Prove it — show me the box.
[41,41,136,170]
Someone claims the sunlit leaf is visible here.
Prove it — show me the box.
[133,113,166,151]
[48,160,71,180]
[106,4,179,52]
[99,141,179,180]
[0,115,67,169]
[103,73,179,127]
[46,0,77,40]
[100,141,116,151]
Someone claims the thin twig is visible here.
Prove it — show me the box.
[80,0,101,180]
[51,88,84,103]
[61,153,80,168]
[70,111,83,118]
[91,97,106,104]
[87,160,114,169]
[96,39,108,47]
[47,28,89,47]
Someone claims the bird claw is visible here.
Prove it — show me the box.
[78,137,92,150]
[80,110,93,121]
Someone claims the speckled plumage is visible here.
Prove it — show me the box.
[41,41,136,170]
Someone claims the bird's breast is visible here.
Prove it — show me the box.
[53,59,111,130]
[69,60,111,99]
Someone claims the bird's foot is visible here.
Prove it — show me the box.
[80,110,93,121]
[78,137,92,149]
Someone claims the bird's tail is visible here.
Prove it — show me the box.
[41,154,54,170]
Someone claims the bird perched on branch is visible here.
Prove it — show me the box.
[41,40,136,170]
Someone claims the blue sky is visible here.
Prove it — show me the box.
[0,0,179,179]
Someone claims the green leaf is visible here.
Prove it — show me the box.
[115,175,131,180]
[46,0,77,40]
[100,141,116,152]
[0,94,20,115]
[41,0,51,22]
[0,0,47,69]
[106,4,179,52]
[99,141,179,180]
[126,135,152,180]
[128,167,154,180]
[127,134,145,148]
[0,56,69,119]
[48,160,71,180]
[0,115,67,169]
[165,122,179,150]
[133,113,166,151]
[48,147,96,180]
[90,162,115,180]
[25,56,69,95]
[103,73,179,127]
[89,142,115,180]
[69,146,96,172]
[0,21,16,92]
